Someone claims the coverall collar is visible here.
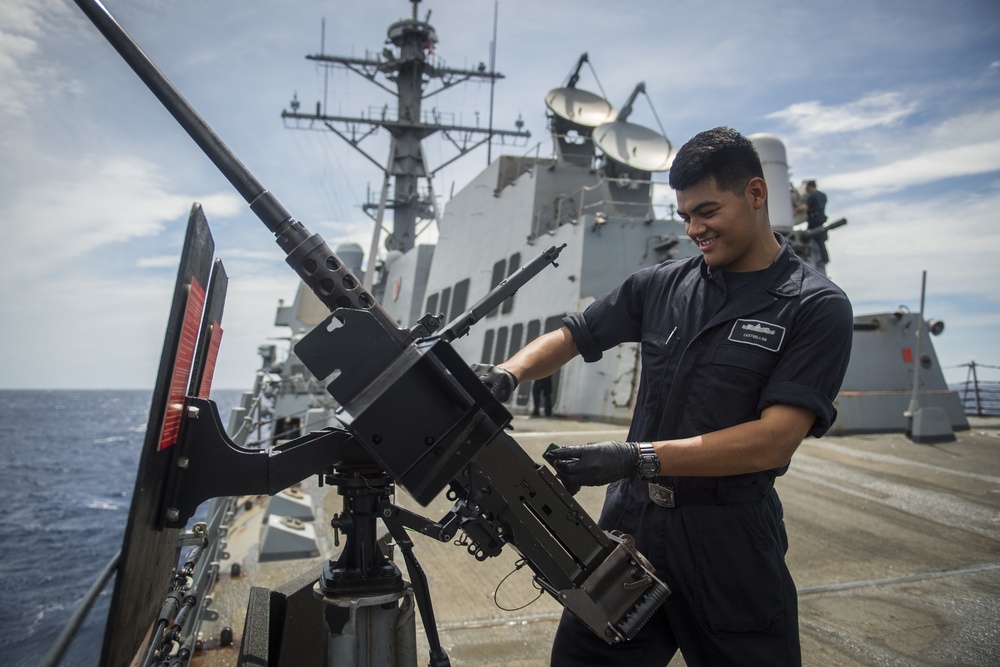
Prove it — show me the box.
[698,233,804,299]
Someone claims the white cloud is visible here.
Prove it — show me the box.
[1,154,243,278]
[823,140,1000,196]
[825,183,1000,377]
[0,1,72,118]
[766,92,918,136]
[925,107,1000,147]
[768,90,1000,197]
[0,271,174,388]
[828,183,1000,308]
[135,255,182,269]
[0,32,40,116]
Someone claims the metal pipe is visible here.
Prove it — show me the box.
[905,270,928,429]
[39,550,122,667]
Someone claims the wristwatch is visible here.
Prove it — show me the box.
[636,442,660,480]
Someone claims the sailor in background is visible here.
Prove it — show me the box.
[796,179,829,274]
[474,127,852,667]
[531,376,553,417]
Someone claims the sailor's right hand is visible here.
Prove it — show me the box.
[470,363,518,402]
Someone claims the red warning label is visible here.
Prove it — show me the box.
[158,278,206,450]
[198,322,224,398]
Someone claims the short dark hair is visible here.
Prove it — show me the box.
[668,127,764,194]
[805,180,817,188]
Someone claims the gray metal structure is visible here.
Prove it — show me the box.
[280,0,529,291]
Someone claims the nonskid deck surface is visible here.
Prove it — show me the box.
[196,415,1000,666]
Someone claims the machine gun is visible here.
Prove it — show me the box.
[72,2,669,665]
[779,217,848,270]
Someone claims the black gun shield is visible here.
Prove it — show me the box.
[160,258,229,529]
[101,204,214,667]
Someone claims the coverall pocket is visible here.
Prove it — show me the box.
[691,345,778,430]
[692,503,787,635]
[639,328,679,414]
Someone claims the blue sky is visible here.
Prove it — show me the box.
[1,0,998,389]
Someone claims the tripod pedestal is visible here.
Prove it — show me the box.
[320,587,417,667]
[318,466,418,666]
[237,461,442,666]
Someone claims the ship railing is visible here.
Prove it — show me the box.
[577,194,653,221]
[946,361,1000,416]
[40,551,121,667]
[41,379,274,667]
[234,371,338,448]
[40,485,237,667]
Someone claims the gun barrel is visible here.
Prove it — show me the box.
[439,244,567,341]
[72,0,398,332]
[802,217,847,240]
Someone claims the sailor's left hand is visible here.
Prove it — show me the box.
[543,441,638,493]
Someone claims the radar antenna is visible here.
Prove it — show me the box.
[545,53,616,166]
[593,82,673,173]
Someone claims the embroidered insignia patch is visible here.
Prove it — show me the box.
[728,319,785,352]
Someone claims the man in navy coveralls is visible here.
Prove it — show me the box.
[475,127,853,666]
[796,179,830,272]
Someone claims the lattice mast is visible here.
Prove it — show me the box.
[281,0,530,287]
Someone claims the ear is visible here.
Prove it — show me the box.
[745,176,768,211]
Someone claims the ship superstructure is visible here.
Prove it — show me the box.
[273,2,968,434]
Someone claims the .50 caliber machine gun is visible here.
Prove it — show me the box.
[73,2,670,665]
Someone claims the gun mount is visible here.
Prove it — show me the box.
[72,1,669,664]
[777,217,848,271]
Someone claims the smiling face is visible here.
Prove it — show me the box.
[676,175,779,272]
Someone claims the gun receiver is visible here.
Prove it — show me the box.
[73,0,669,649]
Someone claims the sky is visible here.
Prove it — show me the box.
[1,0,998,390]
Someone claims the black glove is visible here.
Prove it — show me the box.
[543,441,639,493]
[470,363,518,402]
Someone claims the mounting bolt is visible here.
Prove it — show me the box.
[178,457,189,469]
[187,406,200,420]
[167,508,180,522]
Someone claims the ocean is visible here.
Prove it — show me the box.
[0,389,244,667]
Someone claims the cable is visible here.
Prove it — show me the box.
[493,559,544,612]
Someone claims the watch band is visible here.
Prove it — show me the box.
[636,442,660,480]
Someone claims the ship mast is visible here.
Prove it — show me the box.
[281,0,529,289]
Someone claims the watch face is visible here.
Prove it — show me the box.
[637,443,659,478]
